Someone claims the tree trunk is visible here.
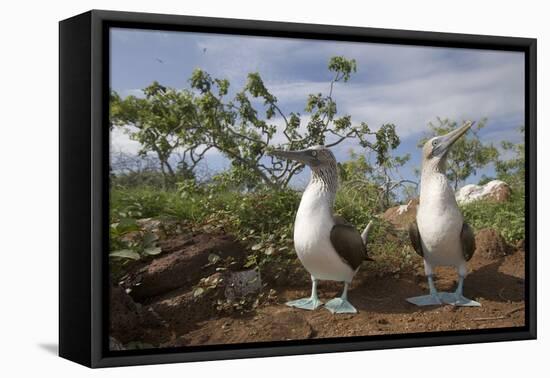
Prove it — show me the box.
[160,160,177,189]
[159,162,168,190]
[164,160,175,177]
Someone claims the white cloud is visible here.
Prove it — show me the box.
[192,35,524,140]
[120,88,144,98]
[261,51,524,140]
[110,127,142,155]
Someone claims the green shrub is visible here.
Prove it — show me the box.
[335,181,381,231]
[110,186,300,270]
[461,189,525,242]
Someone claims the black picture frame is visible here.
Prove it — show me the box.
[59,9,537,368]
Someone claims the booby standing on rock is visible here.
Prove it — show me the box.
[408,121,480,307]
[269,146,372,314]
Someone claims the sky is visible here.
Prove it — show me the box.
[110,27,525,189]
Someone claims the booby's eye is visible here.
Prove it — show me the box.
[310,150,318,157]
[432,140,439,147]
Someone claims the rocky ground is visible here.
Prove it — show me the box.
[110,226,525,349]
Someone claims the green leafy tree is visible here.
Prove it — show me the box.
[419,117,499,190]
[110,82,211,188]
[340,149,414,209]
[495,126,525,188]
[111,56,401,190]
[186,56,399,189]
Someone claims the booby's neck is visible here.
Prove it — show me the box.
[419,160,455,205]
[306,164,339,205]
[297,164,339,221]
[421,155,447,175]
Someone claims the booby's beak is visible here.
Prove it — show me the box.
[433,121,474,156]
[269,149,319,166]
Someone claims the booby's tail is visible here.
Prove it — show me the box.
[361,221,374,261]
[361,221,373,245]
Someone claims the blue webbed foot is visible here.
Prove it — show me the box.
[286,297,323,310]
[406,293,443,306]
[324,297,357,314]
[440,292,481,307]
[408,274,445,306]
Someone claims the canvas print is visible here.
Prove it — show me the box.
[108,27,526,351]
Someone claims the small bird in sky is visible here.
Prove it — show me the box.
[202,48,207,54]
[155,58,164,64]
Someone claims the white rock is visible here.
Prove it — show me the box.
[455,180,510,204]
[396,200,414,215]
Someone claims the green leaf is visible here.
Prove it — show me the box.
[110,249,141,260]
[251,243,263,251]
[118,217,137,228]
[116,218,139,233]
[144,246,162,256]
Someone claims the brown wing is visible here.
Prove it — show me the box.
[330,219,367,271]
[408,221,423,257]
[461,222,476,261]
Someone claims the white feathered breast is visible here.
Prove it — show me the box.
[417,172,465,267]
[293,184,355,282]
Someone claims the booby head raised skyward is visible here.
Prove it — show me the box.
[269,145,373,314]
[408,121,480,307]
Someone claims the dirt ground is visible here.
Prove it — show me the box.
[159,249,525,347]
[111,223,526,349]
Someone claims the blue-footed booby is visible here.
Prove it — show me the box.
[408,121,480,307]
[269,146,372,314]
